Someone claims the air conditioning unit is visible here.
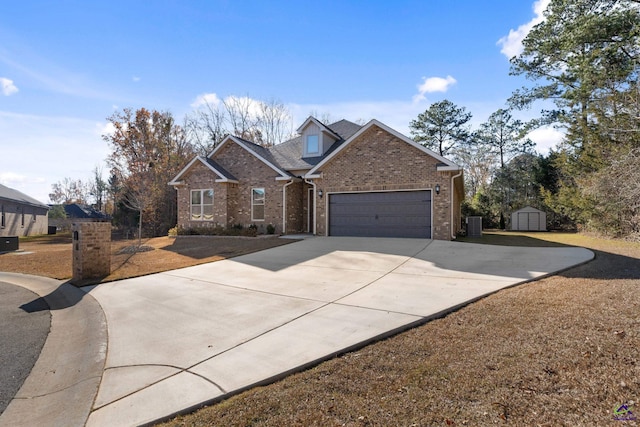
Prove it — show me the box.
[466,216,482,238]
[1,236,19,252]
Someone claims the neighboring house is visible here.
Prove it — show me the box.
[49,203,111,231]
[169,117,464,240]
[0,183,49,237]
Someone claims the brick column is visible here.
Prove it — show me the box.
[71,221,111,285]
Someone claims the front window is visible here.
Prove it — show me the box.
[252,188,265,221]
[1,205,4,228]
[306,134,319,155]
[191,189,214,220]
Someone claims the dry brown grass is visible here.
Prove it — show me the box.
[159,232,640,427]
[0,233,293,284]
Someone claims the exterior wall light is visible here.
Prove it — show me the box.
[318,189,323,198]
[435,184,440,195]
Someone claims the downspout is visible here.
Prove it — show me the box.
[282,179,295,234]
[451,170,463,239]
[304,178,317,235]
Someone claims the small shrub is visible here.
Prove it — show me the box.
[168,226,178,237]
[176,223,257,237]
[266,223,276,234]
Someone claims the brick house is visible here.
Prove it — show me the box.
[0,183,49,237]
[169,117,464,240]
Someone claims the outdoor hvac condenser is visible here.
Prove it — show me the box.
[466,216,482,238]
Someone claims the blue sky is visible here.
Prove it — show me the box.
[1,0,558,204]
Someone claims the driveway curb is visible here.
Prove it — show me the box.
[0,272,107,427]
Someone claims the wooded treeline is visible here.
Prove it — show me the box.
[411,0,640,237]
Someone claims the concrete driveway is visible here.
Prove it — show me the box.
[0,237,594,427]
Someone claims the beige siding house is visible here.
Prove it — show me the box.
[0,184,49,237]
[170,117,464,240]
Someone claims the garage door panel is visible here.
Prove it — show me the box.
[329,191,431,238]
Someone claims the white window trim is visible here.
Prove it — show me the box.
[190,189,214,221]
[305,134,320,157]
[251,187,265,222]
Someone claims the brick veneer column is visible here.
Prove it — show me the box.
[71,221,111,285]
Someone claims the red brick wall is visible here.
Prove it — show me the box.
[284,181,304,233]
[176,143,288,233]
[312,124,460,240]
[71,221,110,284]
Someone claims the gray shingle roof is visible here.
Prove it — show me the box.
[267,119,363,172]
[63,203,109,219]
[233,137,290,176]
[0,183,48,208]
[204,158,237,181]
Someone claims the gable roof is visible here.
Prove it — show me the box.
[169,155,239,185]
[172,117,454,185]
[0,183,49,209]
[208,135,292,180]
[306,119,461,176]
[296,116,343,140]
[270,119,363,171]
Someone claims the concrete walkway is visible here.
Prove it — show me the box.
[1,238,594,426]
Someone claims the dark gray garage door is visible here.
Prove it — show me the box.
[329,191,431,238]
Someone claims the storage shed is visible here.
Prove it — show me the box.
[511,206,547,231]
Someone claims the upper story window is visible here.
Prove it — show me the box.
[191,189,214,221]
[306,134,319,156]
[1,205,4,228]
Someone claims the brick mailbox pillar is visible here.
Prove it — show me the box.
[71,221,111,285]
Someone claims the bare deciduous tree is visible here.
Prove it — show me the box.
[258,98,293,146]
[49,177,90,204]
[185,95,295,153]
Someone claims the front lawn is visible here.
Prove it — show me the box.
[0,233,294,283]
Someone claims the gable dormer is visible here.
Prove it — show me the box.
[297,116,341,158]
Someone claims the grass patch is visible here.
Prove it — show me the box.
[0,233,294,283]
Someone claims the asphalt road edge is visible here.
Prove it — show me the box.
[0,272,107,427]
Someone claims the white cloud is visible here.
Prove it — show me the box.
[191,92,222,108]
[1,77,19,96]
[0,171,28,185]
[497,0,550,59]
[97,121,115,137]
[413,75,457,103]
[132,76,141,82]
[527,125,565,154]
